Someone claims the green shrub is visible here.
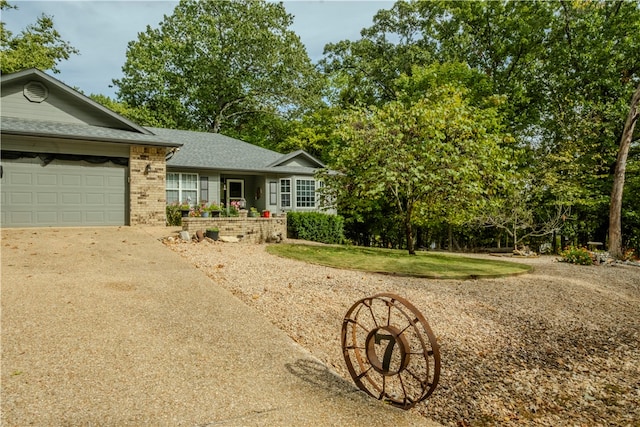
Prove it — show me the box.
[559,246,593,265]
[166,203,183,226]
[287,212,345,244]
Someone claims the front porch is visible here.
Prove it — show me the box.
[181,215,287,244]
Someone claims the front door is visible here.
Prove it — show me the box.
[226,179,245,209]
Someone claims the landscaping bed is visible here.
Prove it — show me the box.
[165,238,640,426]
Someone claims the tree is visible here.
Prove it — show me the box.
[89,94,178,129]
[609,83,640,258]
[276,107,342,163]
[322,0,640,251]
[114,0,323,137]
[478,181,571,250]
[326,74,513,254]
[0,0,78,74]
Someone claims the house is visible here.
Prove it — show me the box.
[156,127,328,216]
[1,69,329,228]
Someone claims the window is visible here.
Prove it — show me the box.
[166,172,198,205]
[280,179,291,208]
[296,179,315,208]
[199,176,209,202]
[269,181,277,205]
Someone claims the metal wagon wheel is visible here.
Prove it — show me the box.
[341,293,440,409]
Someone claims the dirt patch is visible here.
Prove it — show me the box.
[165,238,640,426]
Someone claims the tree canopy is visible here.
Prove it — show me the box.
[324,65,516,254]
[113,0,324,139]
[318,0,640,255]
[0,0,78,74]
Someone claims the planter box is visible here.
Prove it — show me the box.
[182,216,287,244]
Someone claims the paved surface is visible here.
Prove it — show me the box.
[1,227,438,426]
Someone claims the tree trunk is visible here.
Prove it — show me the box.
[210,115,222,133]
[608,83,640,259]
[405,209,416,255]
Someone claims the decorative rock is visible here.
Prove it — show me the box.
[195,230,205,242]
[219,236,240,243]
[266,232,283,243]
[179,231,190,241]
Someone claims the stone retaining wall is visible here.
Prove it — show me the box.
[181,216,287,244]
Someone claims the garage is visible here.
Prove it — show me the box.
[1,157,127,227]
[2,69,183,227]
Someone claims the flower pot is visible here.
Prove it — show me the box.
[201,211,210,218]
[261,210,270,218]
[206,230,219,240]
[181,209,190,218]
[210,210,221,218]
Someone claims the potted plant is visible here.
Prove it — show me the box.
[248,207,259,217]
[179,202,191,218]
[199,201,210,217]
[206,227,220,240]
[230,200,244,217]
[208,202,222,217]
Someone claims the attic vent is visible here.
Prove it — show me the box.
[23,81,49,103]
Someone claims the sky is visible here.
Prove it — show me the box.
[3,0,394,97]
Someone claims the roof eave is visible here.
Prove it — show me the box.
[1,129,182,148]
[267,149,326,168]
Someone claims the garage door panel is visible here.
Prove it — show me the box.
[1,158,126,227]
[61,174,82,187]
[61,193,82,205]
[86,193,105,205]
[85,212,105,222]
[36,192,57,204]
[62,211,83,223]
[37,211,58,223]
[9,192,33,204]
[9,211,34,224]
[10,172,32,185]
[106,176,122,187]
[85,175,105,186]
[37,173,58,185]
[106,212,122,222]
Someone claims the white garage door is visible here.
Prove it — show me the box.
[1,157,127,227]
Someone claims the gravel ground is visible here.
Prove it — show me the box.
[164,238,640,427]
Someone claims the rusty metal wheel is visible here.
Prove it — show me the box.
[341,293,440,409]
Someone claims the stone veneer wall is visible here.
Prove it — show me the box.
[182,216,287,244]
[129,146,167,226]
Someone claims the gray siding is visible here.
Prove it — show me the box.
[1,80,132,129]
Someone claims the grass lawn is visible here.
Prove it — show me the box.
[266,244,532,279]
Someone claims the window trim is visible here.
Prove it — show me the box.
[295,178,316,208]
[167,172,199,205]
[280,178,291,209]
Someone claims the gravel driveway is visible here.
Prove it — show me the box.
[165,238,640,427]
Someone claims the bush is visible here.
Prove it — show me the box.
[559,246,593,265]
[166,203,183,226]
[287,212,345,244]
